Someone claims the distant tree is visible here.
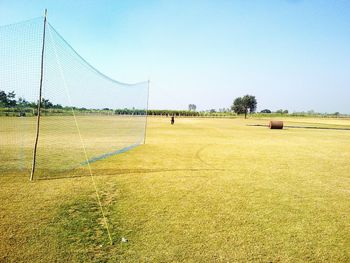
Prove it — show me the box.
[260,109,271,113]
[0,90,17,107]
[54,104,63,109]
[219,108,231,113]
[6,91,16,107]
[17,97,30,108]
[188,104,197,111]
[210,109,216,113]
[231,95,257,119]
[41,98,53,109]
[232,97,245,115]
[0,90,7,107]
[275,109,289,115]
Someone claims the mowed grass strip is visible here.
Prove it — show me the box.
[1,117,350,262]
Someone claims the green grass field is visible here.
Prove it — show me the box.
[1,116,350,262]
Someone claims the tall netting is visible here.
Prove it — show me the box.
[0,18,42,175]
[0,17,149,179]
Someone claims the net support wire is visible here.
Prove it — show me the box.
[46,14,113,245]
[143,79,150,144]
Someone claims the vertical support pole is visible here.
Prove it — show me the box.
[143,80,150,144]
[30,9,47,181]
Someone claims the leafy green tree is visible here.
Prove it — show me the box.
[275,109,289,115]
[232,97,245,114]
[41,98,53,108]
[188,104,197,111]
[17,97,31,108]
[54,104,63,109]
[7,91,16,107]
[0,90,17,107]
[231,95,257,119]
[0,90,7,107]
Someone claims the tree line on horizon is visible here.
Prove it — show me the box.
[0,90,345,117]
[0,90,64,109]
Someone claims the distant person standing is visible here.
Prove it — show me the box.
[171,115,175,125]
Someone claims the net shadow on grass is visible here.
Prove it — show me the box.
[79,143,140,166]
[37,168,234,181]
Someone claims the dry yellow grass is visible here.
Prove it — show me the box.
[1,116,350,262]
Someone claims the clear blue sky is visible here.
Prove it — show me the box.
[1,0,349,113]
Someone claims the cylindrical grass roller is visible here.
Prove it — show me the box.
[269,120,284,129]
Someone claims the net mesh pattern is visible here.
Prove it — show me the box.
[0,17,148,178]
